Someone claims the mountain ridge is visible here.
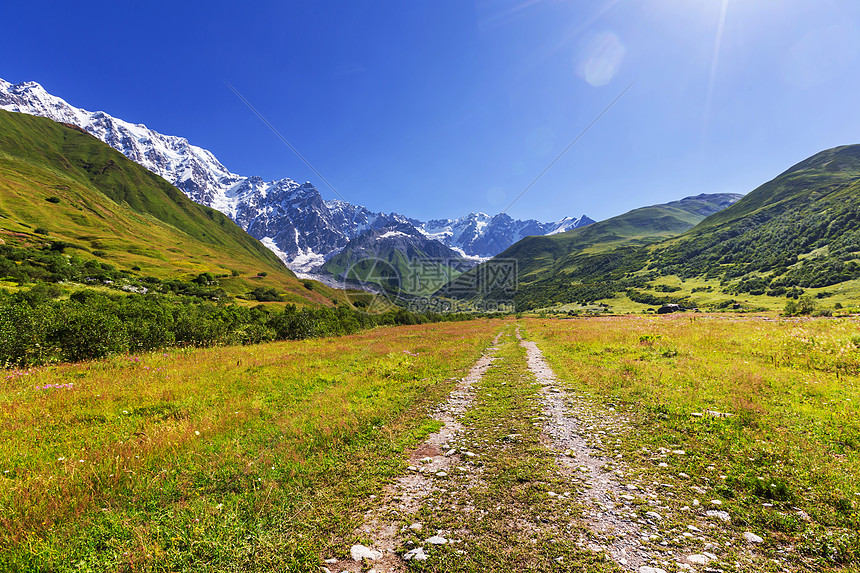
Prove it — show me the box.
[0,79,592,271]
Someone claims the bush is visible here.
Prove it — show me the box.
[249,287,282,302]
[53,303,128,362]
[0,281,474,367]
[0,303,54,367]
[785,295,816,316]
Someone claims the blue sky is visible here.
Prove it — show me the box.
[4,0,860,222]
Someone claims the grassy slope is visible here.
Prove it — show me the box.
[0,110,345,306]
[448,194,741,295]
[510,145,860,313]
[688,145,860,233]
[0,319,504,571]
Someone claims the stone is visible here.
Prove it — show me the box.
[743,531,764,544]
[409,522,423,531]
[645,511,663,520]
[425,535,448,545]
[710,499,722,506]
[464,451,477,458]
[639,567,668,573]
[323,558,337,564]
[687,525,701,532]
[350,544,380,562]
[435,471,448,478]
[403,547,427,561]
[687,554,710,565]
[706,510,731,522]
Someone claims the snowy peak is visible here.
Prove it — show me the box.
[545,215,596,235]
[0,78,243,209]
[417,212,593,258]
[0,78,593,273]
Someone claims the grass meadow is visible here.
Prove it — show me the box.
[4,314,860,571]
[0,320,502,571]
[524,315,860,569]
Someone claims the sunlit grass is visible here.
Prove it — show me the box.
[524,315,860,568]
[0,319,505,571]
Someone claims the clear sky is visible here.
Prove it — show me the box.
[4,0,860,223]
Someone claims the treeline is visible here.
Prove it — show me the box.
[0,242,235,301]
[0,285,472,367]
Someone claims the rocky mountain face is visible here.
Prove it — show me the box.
[420,213,594,259]
[0,79,592,271]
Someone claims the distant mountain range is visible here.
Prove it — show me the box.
[0,79,592,272]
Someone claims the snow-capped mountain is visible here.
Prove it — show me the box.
[421,213,594,259]
[0,78,592,271]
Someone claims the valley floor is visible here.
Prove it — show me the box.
[2,316,859,572]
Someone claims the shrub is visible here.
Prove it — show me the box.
[53,303,128,362]
[0,303,54,367]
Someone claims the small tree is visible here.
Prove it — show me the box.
[797,295,816,315]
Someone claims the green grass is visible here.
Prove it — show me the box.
[523,315,860,570]
[0,320,502,571]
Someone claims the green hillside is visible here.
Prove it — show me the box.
[321,225,469,298]
[495,193,741,285]
[653,145,860,292]
[457,145,860,313]
[0,110,346,307]
[442,193,740,308]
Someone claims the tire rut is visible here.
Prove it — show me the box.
[322,332,504,573]
[517,327,664,572]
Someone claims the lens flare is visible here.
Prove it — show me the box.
[576,31,626,87]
